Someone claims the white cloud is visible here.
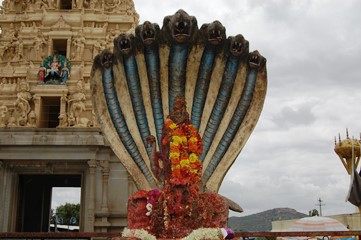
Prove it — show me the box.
[51,187,81,211]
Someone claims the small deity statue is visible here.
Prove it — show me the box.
[72,30,85,60]
[7,109,16,127]
[37,64,46,83]
[12,37,24,61]
[0,104,9,127]
[58,113,68,127]
[46,55,61,81]
[74,0,83,8]
[34,32,46,60]
[60,61,70,84]
[27,110,36,127]
[58,94,68,127]
[105,30,117,49]
[2,0,10,10]
[92,41,103,59]
[147,95,202,186]
[15,79,32,126]
[67,80,86,127]
[17,37,24,60]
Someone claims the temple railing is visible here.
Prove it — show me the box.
[0,231,360,239]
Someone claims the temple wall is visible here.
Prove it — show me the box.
[0,129,135,232]
[0,0,139,233]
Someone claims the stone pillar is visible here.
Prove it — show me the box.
[86,159,97,232]
[128,174,137,196]
[98,159,110,232]
[66,37,71,59]
[58,93,68,127]
[33,96,41,128]
[101,160,109,212]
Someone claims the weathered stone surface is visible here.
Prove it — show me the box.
[0,0,139,233]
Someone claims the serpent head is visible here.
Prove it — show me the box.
[200,20,226,46]
[228,34,249,58]
[114,33,135,56]
[163,9,198,44]
[100,49,114,69]
[248,50,266,70]
[136,21,160,46]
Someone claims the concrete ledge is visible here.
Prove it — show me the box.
[0,128,106,146]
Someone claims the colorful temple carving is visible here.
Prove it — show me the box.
[0,0,141,233]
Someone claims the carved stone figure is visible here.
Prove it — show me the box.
[27,110,36,127]
[58,94,68,127]
[92,41,101,59]
[7,109,16,127]
[58,113,68,127]
[68,80,86,127]
[105,30,117,49]
[2,41,14,62]
[162,9,198,44]
[15,80,32,126]
[4,24,16,40]
[12,37,24,61]
[34,32,46,59]
[72,30,85,60]
[0,104,9,127]
[2,0,10,10]
[74,0,84,8]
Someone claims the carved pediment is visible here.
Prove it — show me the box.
[51,16,72,31]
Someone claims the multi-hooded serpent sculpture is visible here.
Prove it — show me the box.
[91,10,267,236]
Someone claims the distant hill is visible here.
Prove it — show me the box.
[228,208,308,232]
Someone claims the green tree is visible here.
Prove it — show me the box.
[309,209,319,216]
[54,203,80,226]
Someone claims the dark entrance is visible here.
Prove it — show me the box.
[16,174,81,232]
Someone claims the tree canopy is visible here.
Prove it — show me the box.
[52,203,80,226]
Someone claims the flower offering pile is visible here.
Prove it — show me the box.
[123,96,234,239]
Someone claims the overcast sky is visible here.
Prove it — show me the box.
[3,0,361,218]
[133,0,361,217]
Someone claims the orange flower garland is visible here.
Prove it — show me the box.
[163,118,203,185]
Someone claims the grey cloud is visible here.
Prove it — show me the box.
[272,104,316,128]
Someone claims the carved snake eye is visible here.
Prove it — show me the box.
[120,39,130,50]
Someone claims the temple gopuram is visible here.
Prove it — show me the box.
[0,0,140,232]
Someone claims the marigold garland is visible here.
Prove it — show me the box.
[163,118,203,185]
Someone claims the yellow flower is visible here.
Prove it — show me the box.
[181,136,187,143]
[180,159,190,167]
[170,141,179,147]
[190,168,198,173]
[169,123,177,129]
[189,137,198,143]
[172,136,183,144]
[189,153,198,163]
[169,152,180,158]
